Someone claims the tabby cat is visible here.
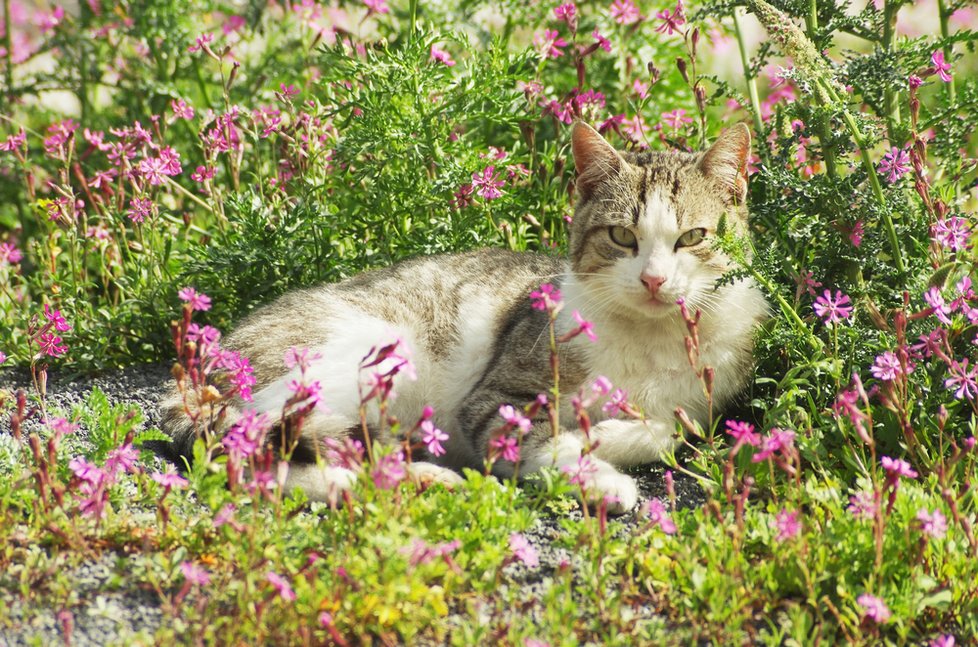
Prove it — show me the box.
[162,122,767,513]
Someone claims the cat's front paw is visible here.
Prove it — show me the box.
[588,467,639,515]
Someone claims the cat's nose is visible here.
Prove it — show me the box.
[640,273,667,295]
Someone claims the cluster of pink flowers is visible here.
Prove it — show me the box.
[69,444,140,519]
[813,289,854,324]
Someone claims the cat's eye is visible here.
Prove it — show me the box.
[675,228,707,249]
[608,226,637,249]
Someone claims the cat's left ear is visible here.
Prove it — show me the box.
[572,121,626,200]
[699,124,751,204]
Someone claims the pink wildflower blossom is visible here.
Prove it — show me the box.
[847,491,877,520]
[0,129,26,152]
[362,0,389,15]
[881,455,918,485]
[603,388,629,416]
[181,561,211,586]
[609,0,640,24]
[879,147,910,183]
[38,333,67,358]
[644,498,677,534]
[661,109,693,130]
[813,289,853,323]
[178,287,212,311]
[191,166,216,183]
[924,286,953,325]
[126,197,154,224]
[870,351,912,382]
[533,29,567,59]
[491,434,520,462]
[421,420,448,457]
[171,99,195,120]
[932,216,971,252]
[430,45,455,66]
[554,3,577,26]
[371,451,406,489]
[849,220,864,247]
[858,593,891,624]
[773,508,801,541]
[530,283,562,312]
[592,29,612,52]
[571,310,597,341]
[266,571,297,602]
[752,428,795,463]
[725,419,761,447]
[945,359,977,401]
[472,166,504,200]
[509,532,539,567]
[655,1,686,35]
[152,469,189,489]
[931,50,952,83]
[916,508,948,539]
[0,242,23,265]
[44,304,71,332]
[563,454,598,487]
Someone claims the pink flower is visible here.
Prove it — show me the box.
[181,561,211,586]
[931,216,971,252]
[371,451,406,489]
[592,29,612,52]
[152,469,190,490]
[931,50,952,83]
[491,434,520,462]
[283,346,322,371]
[554,3,577,26]
[644,498,677,534]
[69,457,105,483]
[857,593,891,624]
[0,352,6,365]
[430,45,455,66]
[38,333,67,358]
[421,420,448,457]
[751,428,795,463]
[916,508,948,539]
[509,532,539,567]
[945,358,977,401]
[632,79,649,99]
[530,283,562,312]
[533,29,567,59]
[571,310,597,341]
[881,456,917,485]
[797,270,821,296]
[0,129,26,152]
[562,454,598,487]
[191,166,216,183]
[609,0,640,25]
[178,287,212,311]
[126,197,154,224]
[849,220,864,247]
[106,444,139,475]
[602,388,629,416]
[847,491,877,520]
[591,376,612,396]
[870,351,912,382]
[188,32,214,53]
[44,304,71,332]
[363,0,389,15]
[0,242,23,265]
[621,114,649,143]
[725,419,761,447]
[222,410,269,459]
[924,286,953,325]
[36,6,64,33]
[773,508,800,541]
[171,99,195,120]
[662,109,693,130]
[878,147,910,183]
[655,1,686,35]
[266,571,297,601]
[472,166,504,200]
[813,289,853,324]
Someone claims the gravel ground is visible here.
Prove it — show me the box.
[0,364,704,646]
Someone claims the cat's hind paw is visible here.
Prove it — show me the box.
[407,461,465,491]
[587,467,639,515]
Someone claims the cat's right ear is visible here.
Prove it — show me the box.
[572,122,625,201]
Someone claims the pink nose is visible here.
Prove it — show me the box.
[641,274,667,295]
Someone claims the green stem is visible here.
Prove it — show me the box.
[881,0,900,139]
[801,0,839,179]
[732,9,765,141]
[805,0,818,36]
[743,245,823,353]
[408,0,418,43]
[3,0,12,107]
[937,0,955,105]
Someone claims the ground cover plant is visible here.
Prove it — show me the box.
[1,0,977,644]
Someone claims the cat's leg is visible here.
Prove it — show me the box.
[282,462,358,505]
[586,418,681,467]
[518,432,640,514]
[406,461,465,489]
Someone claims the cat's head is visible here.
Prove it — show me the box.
[568,122,751,320]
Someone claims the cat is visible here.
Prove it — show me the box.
[161,122,768,514]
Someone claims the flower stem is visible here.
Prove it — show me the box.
[732,9,764,142]
[881,0,901,139]
[936,0,955,105]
